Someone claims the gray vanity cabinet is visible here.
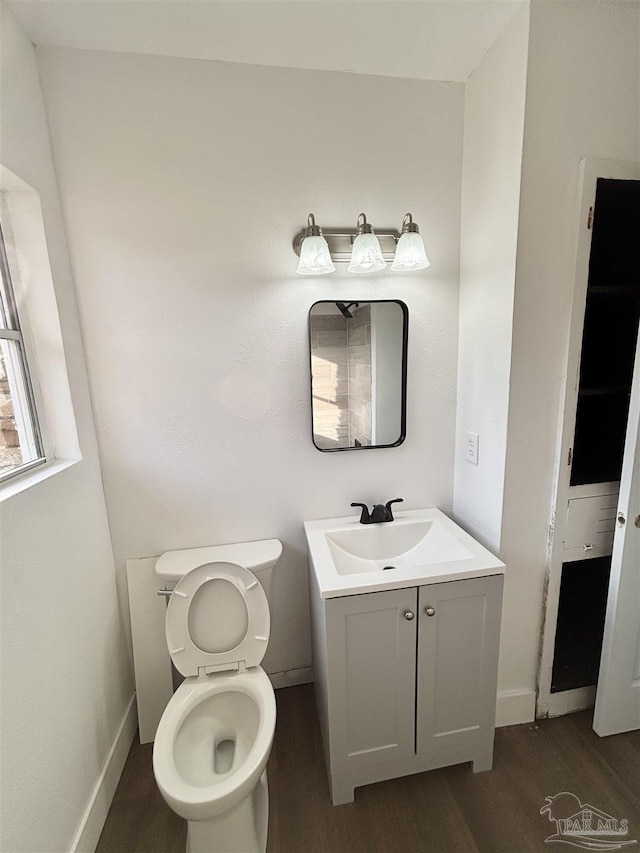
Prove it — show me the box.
[310,573,504,805]
[324,587,418,774]
[416,576,503,758]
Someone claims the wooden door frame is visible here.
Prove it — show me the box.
[537,158,640,718]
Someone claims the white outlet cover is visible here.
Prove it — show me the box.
[466,431,479,465]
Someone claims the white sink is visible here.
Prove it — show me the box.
[305,508,505,598]
[325,519,474,575]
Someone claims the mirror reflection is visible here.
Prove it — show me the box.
[309,300,407,451]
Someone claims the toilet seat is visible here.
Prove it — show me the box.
[165,561,270,677]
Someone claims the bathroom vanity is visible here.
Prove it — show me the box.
[304,508,505,805]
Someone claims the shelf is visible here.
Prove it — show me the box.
[578,386,630,397]
[587,285,640,295]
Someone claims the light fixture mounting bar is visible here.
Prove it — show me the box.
[292,227,401,262]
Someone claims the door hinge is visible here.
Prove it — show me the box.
[587,206,594,229]
[567,447,573,467]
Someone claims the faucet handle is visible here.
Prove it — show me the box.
[385,498,404,521]
[351,502,371,524]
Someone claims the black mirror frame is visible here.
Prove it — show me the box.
[308,299,408,452]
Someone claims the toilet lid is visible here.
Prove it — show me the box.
[165,561,270,677]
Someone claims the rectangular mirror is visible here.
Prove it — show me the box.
[309,300,408,451]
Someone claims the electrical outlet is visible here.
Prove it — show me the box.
[466,431,479,465]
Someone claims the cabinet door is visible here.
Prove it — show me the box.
[416,575,503,755]
[326,587,418,768]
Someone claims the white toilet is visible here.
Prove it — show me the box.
[152,539,282,853]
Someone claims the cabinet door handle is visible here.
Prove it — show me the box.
[403,610,415,621]
[424,606,436,617]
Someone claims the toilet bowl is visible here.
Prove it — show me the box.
[152,541,281,853]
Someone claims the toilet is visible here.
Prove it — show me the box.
[152,539,282,853]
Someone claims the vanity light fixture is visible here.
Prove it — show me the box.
[292,212,430,275]
[391,213,431,272]
[296,214,336,276]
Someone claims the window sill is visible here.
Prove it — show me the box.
[0,457,80,502]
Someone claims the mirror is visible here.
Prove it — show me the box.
[309,300,408,451]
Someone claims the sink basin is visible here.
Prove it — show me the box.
[305,508,505,598]
[325,519,474,575]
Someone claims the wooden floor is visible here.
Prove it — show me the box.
[97,684,640,853]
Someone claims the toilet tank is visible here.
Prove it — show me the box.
[155,539,282,600]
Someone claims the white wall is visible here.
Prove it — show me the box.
[499,0,639,712]
[36,49,464,679]
[0,8,133,852]
[454,7,529,555]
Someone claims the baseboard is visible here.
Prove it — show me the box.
[495,688,537,727]
[269,666,314,690]
[70,693,137,853]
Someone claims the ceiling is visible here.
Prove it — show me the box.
[8,0,528,83]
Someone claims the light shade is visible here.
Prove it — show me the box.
[391,213,430,271]
[391,232,430,272]
[347,213,386,274]
[296,234,336,275]
[296,214,335,275]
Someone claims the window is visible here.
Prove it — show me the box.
[0,222,45,481]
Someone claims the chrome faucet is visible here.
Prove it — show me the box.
[351,498,404,525]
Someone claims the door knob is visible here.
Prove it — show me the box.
[618,513,626,526]
[635,515,640,529]
[403,610,415,621]
[424,607,436,617]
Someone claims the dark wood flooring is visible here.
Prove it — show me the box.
[97,684,640,853]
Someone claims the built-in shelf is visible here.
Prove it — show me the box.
[578,386,630,397]
[587,285,640,295]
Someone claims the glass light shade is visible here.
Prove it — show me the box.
[347,233,386,274]
[391,231,430,272]
[296,235,336,275]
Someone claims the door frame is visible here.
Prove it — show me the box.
[537,158,640,718]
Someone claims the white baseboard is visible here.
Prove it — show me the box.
[70,693,137,853]
[269,666,313,690]
[496,688,537,727]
